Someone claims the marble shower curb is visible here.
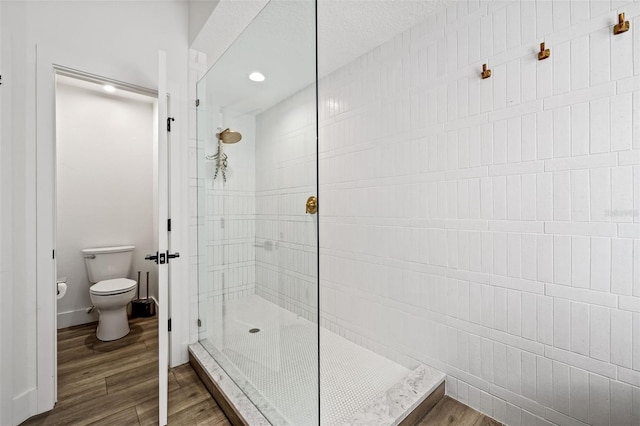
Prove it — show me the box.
[344,364,446,425]
[189,343,271,426]
[190,342,446,426]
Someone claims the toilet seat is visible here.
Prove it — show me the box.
[90,278,137,296]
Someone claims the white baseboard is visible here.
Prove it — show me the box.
[57,307,99,329]
[58,298,158,330]
[12,387,37,426]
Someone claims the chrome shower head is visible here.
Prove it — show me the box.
[216,128,242,144]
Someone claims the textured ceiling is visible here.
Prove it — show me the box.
[196,0,446,114]
[199,0,316,115]
[191,0,269,71]
[318,0,446,76]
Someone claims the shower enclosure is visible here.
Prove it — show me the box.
[196,1,320,424]
[194,2,443,424]
[194,0,640,425]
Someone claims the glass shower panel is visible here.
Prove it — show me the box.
[196,1,318,424]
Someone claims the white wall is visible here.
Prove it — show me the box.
[0,1,10,422]
[1,1,37,423]
[317,1,640,425]
[0,0,4,416]
[55,82,156,328]
[0,1,189,423]
[254,86,318,321]
[188,0,220,46]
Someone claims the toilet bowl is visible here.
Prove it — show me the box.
[82,245,136,342]
[90,278,137,341]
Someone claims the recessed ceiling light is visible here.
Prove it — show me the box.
[103,84,116,93]
[249,72,265,82]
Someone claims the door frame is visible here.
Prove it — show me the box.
[157,50,169,426]
[34,46,178,419]
[35,45,58,413]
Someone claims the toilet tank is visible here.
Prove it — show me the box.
[82,245,135,283]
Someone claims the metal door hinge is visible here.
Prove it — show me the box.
[167,117,175,132]
[167,218,171,232]
[197,319,202,327]
[52,249,55,259]
[168,318,172,332]
[195,99,200,107]
[0,75,3,85]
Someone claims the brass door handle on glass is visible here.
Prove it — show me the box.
[306,196,317,214]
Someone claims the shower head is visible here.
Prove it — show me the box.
[216,128,242,144]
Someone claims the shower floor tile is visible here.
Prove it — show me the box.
[200,295,411,426]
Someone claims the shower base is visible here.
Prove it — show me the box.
[190,295,445,425]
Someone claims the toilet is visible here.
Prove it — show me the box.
[82,245,137,341]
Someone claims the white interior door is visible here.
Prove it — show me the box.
[157,50,169,426]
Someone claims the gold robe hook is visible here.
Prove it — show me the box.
[481,64,491,79]
[538,42,550,60]
[614,13,630,35]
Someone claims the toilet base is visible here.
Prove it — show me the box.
[95,306,130,341]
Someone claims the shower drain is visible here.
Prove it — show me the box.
[249,328,260,334]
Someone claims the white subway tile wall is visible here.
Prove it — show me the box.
[196,112,258,341]
[188,1,640,424]
[254,86,319,321]
[315,0,640,425]
[189,49,258,342]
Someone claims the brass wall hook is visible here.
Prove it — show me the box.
[614,13,630,35]
[538,42,550,60]
[481,64,491,79]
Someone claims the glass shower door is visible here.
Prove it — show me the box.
[196,1,318,424]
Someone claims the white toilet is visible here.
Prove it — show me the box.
[82,245,137,341]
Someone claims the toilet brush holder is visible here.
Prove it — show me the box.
[132,298,155,317]
[131,270,155,317]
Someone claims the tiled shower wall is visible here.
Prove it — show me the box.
[316,1,640,425]
[254,87,319,321]
[190,0,640,422]
[197,110,257,340]
[189,50,257,342]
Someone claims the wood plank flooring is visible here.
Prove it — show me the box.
[21,316,230,426]
[20,315,500,426]
[417,396,503,426]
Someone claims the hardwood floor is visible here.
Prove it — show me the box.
[20,316,499,426]
[21,316,230,426]
[416,396,503,426]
